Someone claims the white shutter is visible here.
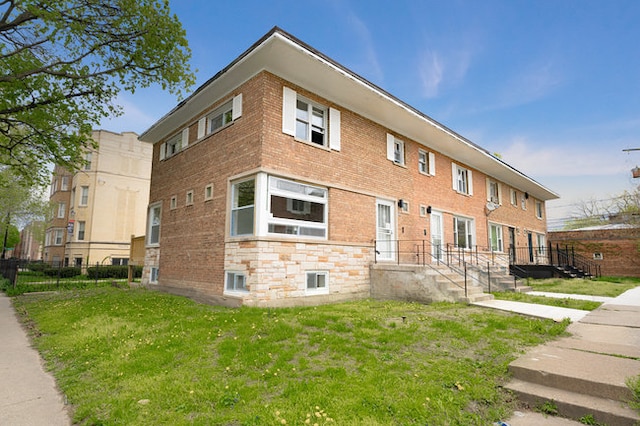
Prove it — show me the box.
[468,170,474,195]
[159,143,166,161]
[428,152,435,175]
[386,134,395,161]
[486,179,491,202]
[451,163,457,191]
[181,128,189,149]
[329,107,341,151]
[282,87,296,136]
[232,93,243,120]
[497,182,503,205]
[197,118,206,139]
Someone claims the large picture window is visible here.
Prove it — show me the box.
[267,176,327,238]
[453,216,474,249]
[230,179,255,236]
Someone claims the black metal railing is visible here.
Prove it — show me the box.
[511,244,601,278]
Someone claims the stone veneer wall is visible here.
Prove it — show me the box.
[141,247,160,286]
[225,240,373,307]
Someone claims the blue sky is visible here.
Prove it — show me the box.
[101,0,640,228]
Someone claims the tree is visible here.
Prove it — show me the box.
[565,187,640,229]
[0,0,195,184]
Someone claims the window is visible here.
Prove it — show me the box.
[306,271,328,294]
[420,205,428,217]
[386,134,405,165]
[536,233,545,250]
[521,194,527,210]
[186,190,194,206]
[283,88,340,150]
[50,178,57,195]
[453,216,474,248]
[70,187,76,208]
[111,258,128,266]
[61,176,69,191]
[593,252,603,260]
[267,176,327,238]
[150,267,159,284]
[536,201,543,219]
[207,100,233,134]
[226,272,248,292]
[54,229,64,245]
[80,186,89,206]
[77,221,85,241]
[165,132,182,158]
[418,149,435,175]
[399,200,409,214]
[147,203,162,245]
[74,257,82,267]
[57,202,66,218]
[170,196,177,210]
[452,164,473,195]
[489,223,503,252]
[510,189,518,206]
[230,179,255,236]
[205,184,213,201]
[84,152,92,171]
[487,179,501,204]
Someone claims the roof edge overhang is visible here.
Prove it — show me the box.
[140,27,559,201]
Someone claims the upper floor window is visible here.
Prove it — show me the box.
[487,179,501,204]
[54,229,64,245]
[521,194,528,210]
[282,87,341,151]
[50,178,57,195]
[166,132,182,158]
[386,134,405,165]
[510,189,518,206]
[147,203,162,246]
[77,221,86,241]
[418,149,435,175]
[186,190,194,206]
[57,202,66,218]
[204,184,213,201]
[536,201,543,219]
[207,100,233,134]
[80,186,89,206]
[452,163,473,195]
[61,176,69,191]
[84,152,92,171]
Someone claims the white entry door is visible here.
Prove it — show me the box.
[376,199,395,261]
[430,211,443,262]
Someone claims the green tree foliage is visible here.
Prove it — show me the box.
[0,0,195,184]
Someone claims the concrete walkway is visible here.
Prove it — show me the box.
[0,293,70,425]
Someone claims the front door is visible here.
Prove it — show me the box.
[430,211,443,262]
[376,199,395,261]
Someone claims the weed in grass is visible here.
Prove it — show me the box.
[536,400,559,416]
[579,413,606,425]
[12,288,571,425]
[626,374,640,413]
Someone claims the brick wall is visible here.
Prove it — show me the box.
[548,228,640,277]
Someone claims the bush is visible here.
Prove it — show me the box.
[26,262,49,273]
[43,266,81,278]
[87,265,129,279]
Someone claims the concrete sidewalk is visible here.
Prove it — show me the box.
[0,293,70,426]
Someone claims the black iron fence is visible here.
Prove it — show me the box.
[0,258,18,287]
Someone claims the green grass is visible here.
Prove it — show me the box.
[527,276,639,297]
[10,287,570,426]
[492,291,602,311]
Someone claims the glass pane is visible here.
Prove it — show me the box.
[377,204,390,228]
[307,273,315,289]
[299,227,325,237]
[232,206,254,236]
[317,273,326,288]
[234,180,255,208]
[271,195,324,223]
[311,128,324,145]
[210,114,223,131]
[296,121,308,140]
[311,107,324,127]
[268,224,298,235]
[296,100,308,120]
[456,219,467,248]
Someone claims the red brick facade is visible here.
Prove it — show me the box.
[549,227,640,277]
[141,29,556,306]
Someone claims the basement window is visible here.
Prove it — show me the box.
[593,253,603,260]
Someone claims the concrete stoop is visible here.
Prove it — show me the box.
[433,272,493,303]
[506,344,640,425]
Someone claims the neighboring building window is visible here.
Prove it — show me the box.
[57,202,66,218]
[306,271,329,294]
[74,257,82,267]
[510,189,518,206]
[147,203,162,245]
[296,97,326,146]
[54,229,64,245]
[230,179,255,236]
[50,178,57,195]
[487,179,501,204]
[186,190,194,206]
[226,271,248,292]
[489,223,503,252]
[452,164,473,195]
[111,258,128,266]
[77,221,85,241]
[80,186,89,206]
[170,196,177,210]
[535,201,543,219]
[205,184,213,201]
[150,267,159,284]
[453,216,474,248]
[267,176,327,238]
[84,152,92,171]
[207,100,233,134]
[61,176,69,191]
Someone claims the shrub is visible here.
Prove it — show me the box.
[43,266,81,278]
[26,262,49,273]
[87,265,129,279]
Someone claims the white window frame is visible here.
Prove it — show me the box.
[282,87,340,150]
[54,229,64,246]
[204,184,213,201]
[147,202,162,246]
[57,202,66,218]
[225,271,248,293]
[452,163,473,195]
[536,233,546,253]
[400,200,409,214]
[487,179,501,205]
[418,149,436,175]
[535,201,543,219]
[80,186,89,206]
[230,178,255,237]
[207,100,233,134]
[386,134,405,165]
[266,176,328,239]
[149,267,159,284]
[186,190,194,206]
[510,189,518,206]
[306,271,329,295]
[296,97,327,146]
[489,223,504,252]
[83,152,92,171]
[521,194,527,210]
[61,176,69,191]
[453,216,474,249]
[77,221,86,241]
[170,196,177,210]
[419,204,428,217]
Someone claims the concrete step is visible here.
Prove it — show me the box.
[508,344,640,401]
[507,379,640,426]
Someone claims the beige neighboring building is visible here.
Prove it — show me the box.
[44,130,151,267]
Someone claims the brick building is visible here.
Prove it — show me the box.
[139,27,558,306]
[549,225,640,277]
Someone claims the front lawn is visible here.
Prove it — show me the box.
[11,287,569,425]
[527,276,639,297]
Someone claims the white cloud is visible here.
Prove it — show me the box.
[346,14,384,82]
[416,43,474,99]
[419,51,443,98]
